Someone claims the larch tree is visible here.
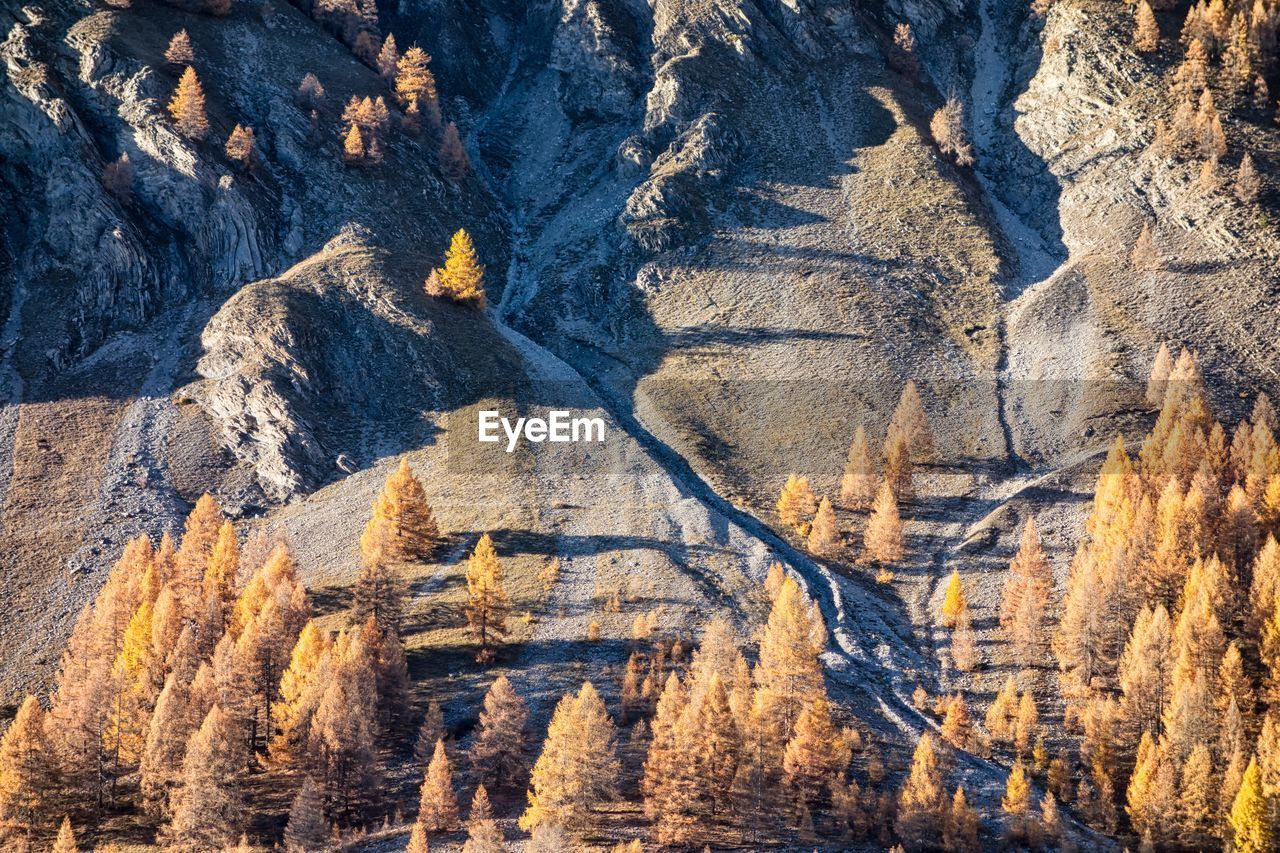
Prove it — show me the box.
[297,72,325,107]
[168,67,209,140]
[839,425,878,509]
[165,29,194,65]
[1131,222,1162,271]
[0,696,58,844]
[269,620,333,767]
[417,739,459,832]
[940,693,973,750]
[755,576,826,737]
[395,46,441,130]
[1000,518,1052,666]
[951,611,980,672]
[363,459,439,566]
[376,32,399,78]
[940,569,968,629]
[283,776,327,853]
[1135,0,1160,51]
[440,122,471,182]
[777,474,818,532]
[462,785,504,853]
[433,229,487,306]
[1118,603,1174,741]
[465,533,511,663]
[1013,691,1039,757]
[164,705,245,852]
[1236,153,1261,204]
[895,733,948,848]
[224,125,255,166]
[863,481,904,564]
[406,822,430,853]
[520,681,620,833]
[1147,342,1174,408]
[470,674,528,788]
[344,124,366,162]
[1001,763,1034,843]
[307,630,379,817]
[783,694,850,811]
[888,380,936,462]
[930,96,975,167]
[884,430,916,502]
[414,700,446,765]
[1228,757,1272,852]
[50,817,77,853]
[944,787,980,852]
[807,496,841,556]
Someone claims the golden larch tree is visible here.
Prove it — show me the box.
[1228,757,1272,852]
[520,681,620,832]
[863,480,904,564]
[0,696,58,843]
[283,775,326,853]
[463,785,504,853]
[1000,518,1052,666]
[782,694,850,810]
[50,817,78,853]
[363,459,440,565]
[465,533,511,663]
[470,674,528,788]
[940,693,973,750]
[940,569,967,628]
[754,576,826,737]
[168,67,210,140]
[376,32,399,78]
[807,496,840,556]
[1135,0,1160,51]
[777,474,818,532]
[895,732,947,848]
[417,738,459,832]
[433,229,487,306]
[888,380,936,461]
[395,46,441,129]
[1147,342,1173,408]
[343,124,366,162]
[440,122,471,182]
[944,786,980,852]
[839,425,878,509]
[163,705,245,851]
[224,124,255,165]
[165,30,194,65]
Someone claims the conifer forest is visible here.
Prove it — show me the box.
[3,0,1280,849]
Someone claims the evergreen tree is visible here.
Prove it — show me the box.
[283,776,327,853]
[840,426,878,510]
[417,739,459,832]
[168,66,210,140]
[470,674,528,788]
[465,533,510,663]
[520,682,620,832]
[433,229,487,306]
[863,481,904,563]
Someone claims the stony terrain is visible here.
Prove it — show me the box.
[2,0,1280,846]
